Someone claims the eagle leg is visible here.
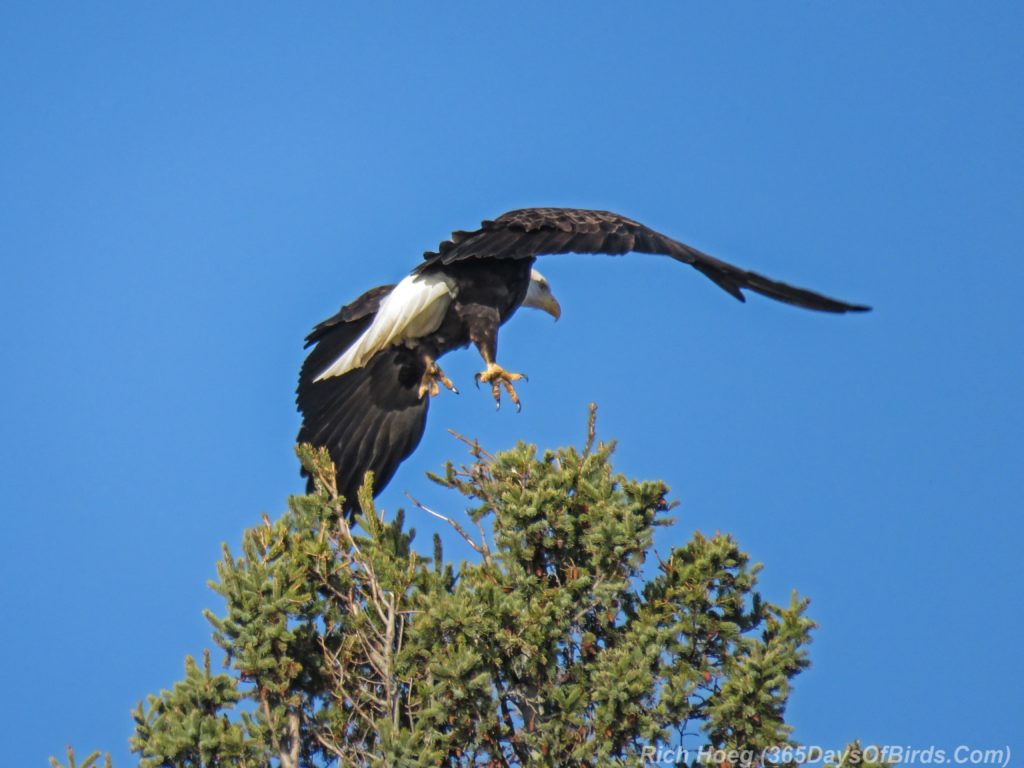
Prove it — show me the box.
[418,356,459,399]
[474,362,527,411]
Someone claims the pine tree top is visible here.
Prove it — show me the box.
[58,409,885,768]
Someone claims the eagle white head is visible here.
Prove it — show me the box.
[522,269,561,320]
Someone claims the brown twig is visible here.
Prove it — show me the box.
[405,492,492,565]
[584,402,598,456]
[448,428,495,461]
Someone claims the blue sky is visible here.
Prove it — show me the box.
[2,2,1022,764]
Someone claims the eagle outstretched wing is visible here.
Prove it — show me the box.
[420,207,869,314]
[297,285,431,515]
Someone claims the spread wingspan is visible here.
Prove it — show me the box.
[421,208,869,313]
[299,207,870,515]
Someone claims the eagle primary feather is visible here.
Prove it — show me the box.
[297,285,431,510]
[297,207,869,517]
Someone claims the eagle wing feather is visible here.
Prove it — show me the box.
[297,286,431,516]
[421,208,868,313]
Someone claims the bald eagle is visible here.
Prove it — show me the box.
[297,208,868,514]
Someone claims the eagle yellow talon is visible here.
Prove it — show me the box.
[474,363,527,411]
[418,359,458,400]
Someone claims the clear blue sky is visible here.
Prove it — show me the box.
[2,2,1021,764]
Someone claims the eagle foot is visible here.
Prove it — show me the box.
[418,359,459,399]
[474,363,527,411]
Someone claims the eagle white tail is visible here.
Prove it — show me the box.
[314,272,455,381]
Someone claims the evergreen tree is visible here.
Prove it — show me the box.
[57,408,885,767]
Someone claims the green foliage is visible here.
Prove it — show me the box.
[130,650,261,767]
[49,746,112,768]
[78,410,858,766]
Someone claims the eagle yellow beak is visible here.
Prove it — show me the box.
[523,269,561,320]
[542,294,561,321]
